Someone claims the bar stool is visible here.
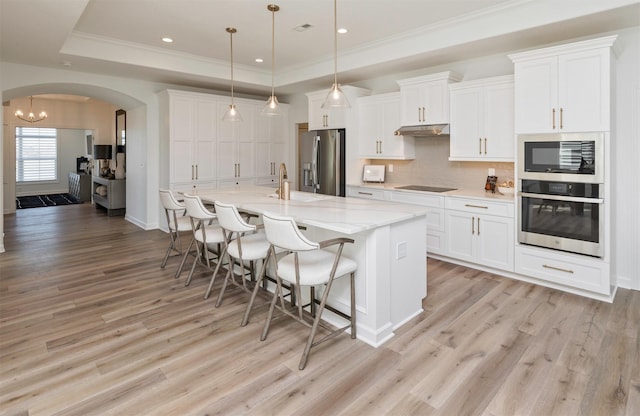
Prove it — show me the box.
[159,189,192,270]
[259,211,357,370]
[210,201,272,306]
[182,194,226,287]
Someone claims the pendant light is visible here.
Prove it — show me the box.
[262,4,280,116]
[322,0,350,109]
[223,27,242,122]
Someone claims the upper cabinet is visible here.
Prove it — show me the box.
[159,90,218,192]
[509,35,616,134]
[397,71,462,126]
[306,86,370,130]
[449,75,514,162]
[358,92,415,160]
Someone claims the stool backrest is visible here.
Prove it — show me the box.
[183,194,216,221]
[214,201,255,233]
[159,189,184,211]
[262,212,319,252]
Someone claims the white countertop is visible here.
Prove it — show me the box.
[196,186,429,235]
[351,182,515,202]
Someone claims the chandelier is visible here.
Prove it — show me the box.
[15,96,48,123]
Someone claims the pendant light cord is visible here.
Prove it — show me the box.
[271,7,275,98]
[333,0,338,86]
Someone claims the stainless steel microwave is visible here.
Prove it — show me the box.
[518,133,604,183]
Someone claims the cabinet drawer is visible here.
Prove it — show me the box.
[515,247,609,295]
[446,197,513,217]
[388,191,444,208]
[347,187,386,200]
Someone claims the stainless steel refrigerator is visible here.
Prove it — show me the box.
[298,129,345,196]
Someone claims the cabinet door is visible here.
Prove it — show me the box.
[514,56,558,134]
[217,140,236,180]
[308,94,327,130]
[358,99,382,157]
[483,82,514,160]
[558,48,610,132]
[170,138,195,185]
[400,85,422,126]
[380,97,412,158]
[194,100,217,182]
[445,210,476,262]
[449,87,482,159]
[236,140,255,179]
[475,214,514,272]
[423,80,450,124]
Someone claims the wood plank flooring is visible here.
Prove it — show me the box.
[1,204,638,415]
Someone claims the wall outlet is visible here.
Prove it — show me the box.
[388,164,394,172]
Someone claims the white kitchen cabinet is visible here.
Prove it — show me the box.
[509,35,616,134]
[358,92,415,160]
[397,71,462,127]
[449,76,514,161]
[445,197,514,272]
[159,90,217,192]
[515,245,610,296]
[255,103,289,184]
[306,86,370,130]
[217,100,255,181]
[388,190,447,256]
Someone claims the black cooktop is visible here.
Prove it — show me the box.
[395,185,457,193]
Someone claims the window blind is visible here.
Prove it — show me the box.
[15,127,58,182]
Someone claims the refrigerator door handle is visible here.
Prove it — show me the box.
[312,136,320,191]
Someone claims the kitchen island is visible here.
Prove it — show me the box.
[196,186,428,347]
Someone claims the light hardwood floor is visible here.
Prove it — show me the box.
[1,204,638,416]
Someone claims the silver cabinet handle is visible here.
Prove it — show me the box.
[479,138,482,155]
[195,164,198,180]
[560,108,564,129]
[552,108,556,130]
[417,108,421,123]
[191,165,194,180]
[484,138,487,155]
[465,204,489,209]
[543,264,574,274]
[421,107,426,122]
[358,191,373,196]
[477,217,480,235]
[519,192,604,204]
[471,216,475,235]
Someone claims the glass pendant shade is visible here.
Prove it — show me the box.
[322,83,350,109]
[262,4,281,116]
[262,95,280,116]
[223,103,243,122]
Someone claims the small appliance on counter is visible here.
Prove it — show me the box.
[362,165,385,183]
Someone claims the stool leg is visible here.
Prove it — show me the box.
[175,237,195,279]
[260,275,282,341]
[204,244,228,300]
[299,276,336,370]
[161,228,177,269]
[241,248,272,327]
[350,272,356,339]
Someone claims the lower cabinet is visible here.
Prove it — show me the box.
[445,197,514,272]
[515,245,610,295]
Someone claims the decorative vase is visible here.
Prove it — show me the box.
[115,153,126,179]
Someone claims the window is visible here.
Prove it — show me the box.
[15,127,58,182]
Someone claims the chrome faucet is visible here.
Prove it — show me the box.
[278,162,288,199]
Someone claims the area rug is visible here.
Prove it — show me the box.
[16,193,81,209]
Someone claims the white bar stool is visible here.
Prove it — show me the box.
[210,201,273,306]
[159,189,192,272]
[259,211,357,370]
[182,194,226,287]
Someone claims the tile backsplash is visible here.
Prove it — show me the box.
[371,136,514,190]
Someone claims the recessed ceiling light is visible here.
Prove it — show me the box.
[255,58,264,63]
[338,28,348,34]
[162,37,174,43]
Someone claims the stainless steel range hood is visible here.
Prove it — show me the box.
[394,124,449,137]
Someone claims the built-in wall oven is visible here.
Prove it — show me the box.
[518,132,605,257]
